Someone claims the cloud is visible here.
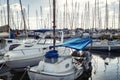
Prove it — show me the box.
[0,0,119,29]
[10,3,27,12]
[0,2,26,11]
[10,3,22,11]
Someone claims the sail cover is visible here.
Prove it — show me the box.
[50,38,92,51]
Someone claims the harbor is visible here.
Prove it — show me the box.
[0,0,120,80]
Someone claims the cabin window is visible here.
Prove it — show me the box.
[8,40,12,43]
[9,44,20,50]
[45,58,58,64]
[24,43,33,47]
[37,39,46,44]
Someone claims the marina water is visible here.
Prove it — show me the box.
[0,51,120,80]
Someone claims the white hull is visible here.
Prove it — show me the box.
[28,66,83,80]
[6,56,43,70]
[0,32,9,38]
[3,39,61,70]
[28,71,74,80]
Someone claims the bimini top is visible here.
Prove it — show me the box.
[50,38,92,51]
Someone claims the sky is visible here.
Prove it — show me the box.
[0,0,119,30]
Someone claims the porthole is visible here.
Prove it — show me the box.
[65,63,69,68]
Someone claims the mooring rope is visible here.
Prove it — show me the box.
[19,68,27,80]
[0,61,7,70]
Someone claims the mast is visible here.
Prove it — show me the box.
[105,0,108,29]
[1,9,3,26]
[7,0,10,37]
[94,0,96,29]
[81,12,83,28]
[84,3,87,29]
[16,11,19,29]
[19,0,27,38]
[87,1,90,29]
[92,8,95,29]
[99,10,102,29]
[36,10,38,29]
[53,0,56,50]
[40,6,42,28]
[77,3,80,29]
[7,0,9,26]
[65,0,68,28]
[49,0,52,28]
[0,0,2,25]
[97,0,100,29]
[3,6,7,25]
[63,4,65,28]
[71,0,73,29]
[118,0,120,29]
[27,4,30,30]
[74,2,77,29]
[112,7,115,29]
[11,10,16,29]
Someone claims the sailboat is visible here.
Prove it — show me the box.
[27,38,92,80]
[0,0,25,54]
[0,38,24,54]
[2,37,61,70]
[27,0,92,80]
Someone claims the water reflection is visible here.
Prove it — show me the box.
[91,51,120,80]
[0,51,120,80]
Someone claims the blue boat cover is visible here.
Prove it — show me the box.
[50,38,92,51]
[45,50,59,58]
[34,29,60,32]
[10,31,15,39]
